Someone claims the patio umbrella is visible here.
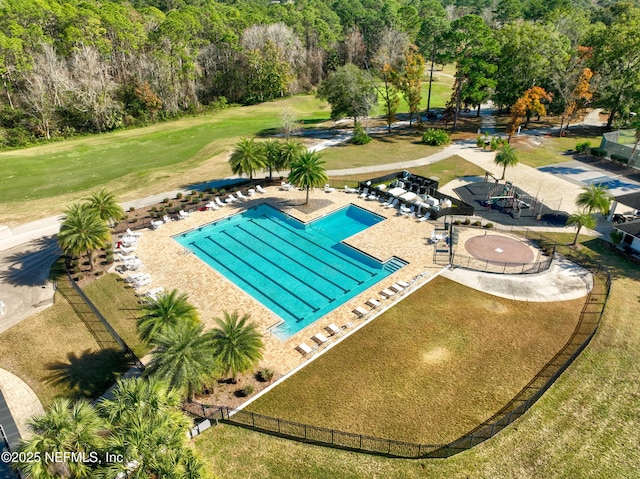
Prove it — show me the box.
[400,192,418,203]
[388,187,406,197]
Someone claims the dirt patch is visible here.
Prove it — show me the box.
[422,346,451,365]
[465,234,535,265]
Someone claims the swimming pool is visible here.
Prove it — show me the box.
[175,203,405,339]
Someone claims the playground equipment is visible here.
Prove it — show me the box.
[485,179,538,218]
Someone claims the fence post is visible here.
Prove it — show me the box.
[252,412,255,427]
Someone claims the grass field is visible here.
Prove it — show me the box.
[513,133,605,168]
[245,277,583,444]
[193,239,640,478]
[329,155,486,188]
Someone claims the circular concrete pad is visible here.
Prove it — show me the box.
[465,235,534,265]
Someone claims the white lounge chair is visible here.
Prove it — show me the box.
[120,235,138,245]
[325,323,341,336]
[133,277,152,289]
[151,220,163,229]
[247,189,255,196]
[205,201,219,210]
[126,228,143,237]
[163,215,172,223]
[389,283,404,294]
[215,197,226,207]
[397,281,410,289]
[324,184,335,193]
[358,188,369,199]
[311,333,329,345]
[366,298,381,308]
[353,306,369,318]
[116,244,136,253]
[344,185,358,194]
[227,194,240,203]
[367,192,378,201]
[116,253,137,262]
[124,272,148,283]
[296,343,314,355]
[179,210,191,219]
[380,288,396,299]
[256,185,266,193]
[236,191,248,201]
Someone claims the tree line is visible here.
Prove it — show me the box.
[1,0,639,148]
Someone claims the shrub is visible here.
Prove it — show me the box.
[128,206,135,212]
[490,136,508,150]
[105,254,114,264]
[75,273,84,281]
[352,123,372,145]
[162,198,169,204]
[258,368,274,382]
[95,270,104,276]
[610,229,624,245]
[176,192,183,199]
[476,132,489,148]
[453,220,461,225]
[575,141,591,154]
[422,128,450,146]
[484,222,494,229]
[462,218,471,225]
[241,384,254,397]
[611,154,628,164]
[473,220,482,226]
[166,202,173,208]
[591,147,607,158]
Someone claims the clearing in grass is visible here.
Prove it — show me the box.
[245,276,583,444]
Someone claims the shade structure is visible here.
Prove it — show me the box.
[388,187,406,197]
[399,191,418,203]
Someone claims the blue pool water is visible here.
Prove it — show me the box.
[175,203,405,339]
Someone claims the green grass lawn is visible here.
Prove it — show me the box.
[372,72,454,117]
[245,277,582,444]
[193,239,640,478]
[330,155,486,188]
[514,133,605,168]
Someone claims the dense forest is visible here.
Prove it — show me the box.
[0,0,639,147]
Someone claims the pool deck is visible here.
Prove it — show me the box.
[131,187,447,374]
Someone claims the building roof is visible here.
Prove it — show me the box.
[614,219,640,238]
[614,191,640,210]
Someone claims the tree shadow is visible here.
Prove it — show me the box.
[45,348,131,400]
[0,235,61,286]
[579,238,640,280]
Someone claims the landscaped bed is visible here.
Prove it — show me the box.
[245,276,583,444]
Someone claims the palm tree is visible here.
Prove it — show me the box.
[566,210,597,245]
[278,139,305,173]
[137,289,200,343]
[209,311,264,383]
[493,144,519,180]
[229,138,266,180]
[17,398,105,479]
[576,184,612,215]
[288,150,328,205]
[84,188,125,226]
[58,203,110,271]
[262,139,282,181]
[145,321,219,401]
[98,377,203,479]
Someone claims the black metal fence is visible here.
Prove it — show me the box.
[187,259,610,458]
[450,251,554,274]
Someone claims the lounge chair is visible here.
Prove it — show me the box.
[124,272,148,283]
[163,215,172,223]
[236,191,248,201]
[344,185,358,193]
[324,184,336,193]
[380,288,396,299]
[179,210,191,220]
[358,188,369,199]
[366,298,381,309]
[367,192,378,201]
[296,342,314,355]
[116,244,136,253]
[116,253,137,262]
[311,333,329,345]
[215,197,226,207]
[227,194,240,203]
[133,277,152,289]
[247,189,255,196]
[280,182,294,191]
[151,220,163,229]
[353,306,369,318]
[120,235,138,245]
[389,283,404,294]
[397,281,410,289]
[325,323,341,336]
[256,185,266,193]
[126,228,143,237]
[385,198,399,209]
[205,201,219,210]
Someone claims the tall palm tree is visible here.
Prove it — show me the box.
[145,321,219,401]
[98,377,203,479]
[493,144,519,180]
[576,184,612,215]
[209,311,264,383]
[228,138,266,180]
[84,188,125,226]
[16,398,105,479]
[277,139,305,173]
[288,150,328,205]
[137,289,199,343]
[262,139,282,181]
[58,203,110,271]
[566,210,597,245]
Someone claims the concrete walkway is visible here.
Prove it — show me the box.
[0,369,44,448]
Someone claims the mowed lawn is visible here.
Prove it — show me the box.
[245,276,583,444]
[195,241,640,479]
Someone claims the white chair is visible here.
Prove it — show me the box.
[163,215,172,223]
[126,228,143,237]
[389,283,404,294]
[247,189,255,196]
[227,194,240,203]
[215,197,226,207]
[366,298,381,308]
[311,333,329,345]
[324,184,336,193]
[358,188,369,199]
[385,198,399,209]
[397,281,410,289]
[353,306,369,318]
[151,220,163,229]
[256,185,266,193]
[344,185,358,193]
[367,192,378,201]
[236,191,248,201]
[380,288,396,299]
[296,343,314,355]
[178,210,191,219]
[205,201,219,210]
[325,323,341,336]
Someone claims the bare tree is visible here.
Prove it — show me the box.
[342,26,366,67]
[280,105,300,139]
